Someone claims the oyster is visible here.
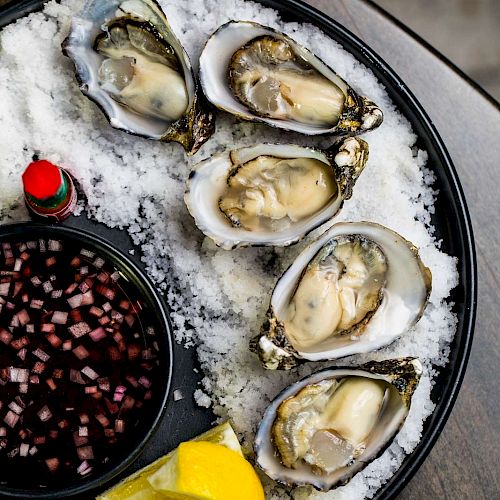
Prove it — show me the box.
[255,358,422,490]
[251,222,431,369]
[62,0,214,154]
[199,21,383,135]
[184,138,368,249]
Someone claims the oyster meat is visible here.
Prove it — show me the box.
[63,0,214,154]
[200,21,383,135]
[251,222,431,369]
[185,138,368,249]
[255,358,422,490]
[286,235,387,350]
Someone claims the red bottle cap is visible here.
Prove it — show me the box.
[22,160,63,200]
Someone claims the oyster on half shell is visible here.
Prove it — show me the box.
[251,222,432,370]
[184,138,368,249]
[199,21,383,136]
[255,358,422,491]
[62,0,214,154]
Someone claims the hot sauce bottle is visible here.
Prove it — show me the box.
[22,160,78,222]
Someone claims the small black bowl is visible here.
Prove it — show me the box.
[0,222,174,499]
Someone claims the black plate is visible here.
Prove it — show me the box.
[0,1,476,499]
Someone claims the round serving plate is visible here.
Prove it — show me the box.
[0,1,476,499]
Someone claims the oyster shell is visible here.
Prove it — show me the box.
[199,21,383,135]
[184,138,368,249]
[255,358,422,490]
[251,222,432,369]
[62,0,214,154]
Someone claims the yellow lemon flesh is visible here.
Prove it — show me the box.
[148,441,264,500]
[97,422,264,500]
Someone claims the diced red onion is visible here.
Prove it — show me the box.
[45,458,59,472]
[16,309,30,326]
[42,281,53,294]
[125,375,139,388]
[48,239,62,252]
[96,414,110,427]
[67,294,82,309]
[108,346,121,361]
[31,276,42,286]
[114,419,125,433]
[46,333,62,348]
[30,298,44,309]
[96,285,115,301]
[62,339,72,351]
[0,328,12,344]
[65,282,78,295]
[11,336,29,350]
[69,309,82,322]
[70,369,86,384]
[40,323,55,334]
[8,401,23,414]
[89,306,104,317]
[80,249,95,259]
[77,460,92,475]
[45,256,56,267]
[0,283,10,296]
[81,366,99,380]
[73,432,88,447]
[104,398,119,414]
[58,419,69,429]
[4,411,19,428]
[46,378,57,391]
[19,443,29,457]
[69,322,91,338]
[84,386,98,394]
[97,377,110,392]
[77,446,94,460]
[127,344,141,360]
[138,376,151,389]
[72,345,89,360]
[97,272,109,283]
[37,405,52,422]
[98,315,110,326]
[12,282,23,297]
[121,395,135,410]
[70,257,81,268]
[9,367,29,383]
[89,327,106,342]
[93,257,105,269]
[33,348,50,362]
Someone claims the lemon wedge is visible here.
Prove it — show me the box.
[97,422,264,500]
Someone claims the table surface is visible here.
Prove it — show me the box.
[0,0,499,499]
